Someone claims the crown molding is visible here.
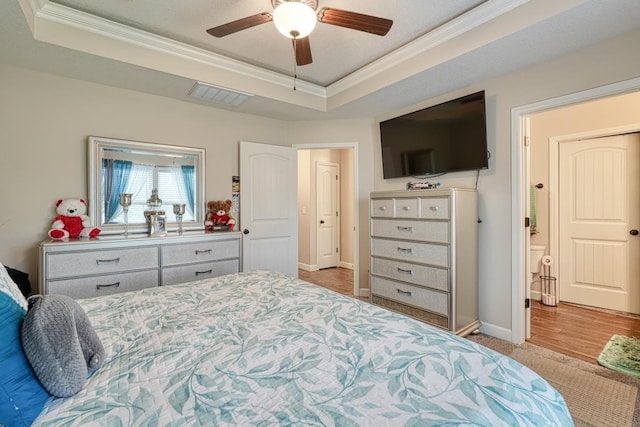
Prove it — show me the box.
[21,0,328,110]
[327,0,529,99]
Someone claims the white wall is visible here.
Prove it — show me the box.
[373,30,640,337]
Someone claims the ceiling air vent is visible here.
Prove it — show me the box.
[188,81,253,106]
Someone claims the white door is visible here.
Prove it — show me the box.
[559,133,640,313]
[524,117,532,339]
[240,141,298,277]
[316,161,339,269]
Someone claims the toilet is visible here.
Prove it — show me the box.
[530,245,546,275]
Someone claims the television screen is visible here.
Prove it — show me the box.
[380,91,488,179]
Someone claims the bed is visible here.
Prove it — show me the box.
[2,268,573,426]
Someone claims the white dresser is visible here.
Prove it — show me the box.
[369,188,480,336]
[39,232,241,299]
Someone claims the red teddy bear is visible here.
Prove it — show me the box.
[48,198,101,240]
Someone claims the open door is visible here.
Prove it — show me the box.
[524,116,532,340]
[239,141,298,277]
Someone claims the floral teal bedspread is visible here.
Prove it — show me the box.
[32,270,573,426]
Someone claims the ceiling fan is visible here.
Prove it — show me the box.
[206,0,393,66]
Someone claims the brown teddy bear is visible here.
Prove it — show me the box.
[205,200,236,231]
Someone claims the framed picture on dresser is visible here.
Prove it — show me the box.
[150,214,167,237]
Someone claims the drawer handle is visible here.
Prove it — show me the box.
[401,206,411,211]
[397,247,413,254]
[378,206,387,211]
[397,226,413,232]
[397,267,413,275]
[429,206,439,211]
[195,249,212,255]
[96,282,120,290]
[96,258,120,265]
[195,269,213,276]
[397,288,412,297]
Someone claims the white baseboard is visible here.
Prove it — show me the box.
[338,261,354,270]
[297,262,318,272]
[358,288,370,298]
[477,321,513,343]
[299,262,354,271]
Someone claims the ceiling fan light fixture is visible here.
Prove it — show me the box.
[273,2,317,39]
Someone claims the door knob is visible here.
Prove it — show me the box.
[631,229,639,236]
[320,220,325,224]
[243,229,250,235]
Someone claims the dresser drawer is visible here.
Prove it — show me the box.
[371,257,449,291]
[161,239,240,266]
[419,198,450,219]
[371,238,449,268]
[371,198,394,218]
[394,198,419,218]
[371,276,449,317]
[161,259,239,286]
[46,269,159,299]
[371,219,449,243]
[46,246,159,279]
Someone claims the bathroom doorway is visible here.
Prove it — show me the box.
[518,87,640,351]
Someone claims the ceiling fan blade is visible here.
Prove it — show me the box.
[293,37,312,66]
[318,8,393,36]
[206,13,272,37]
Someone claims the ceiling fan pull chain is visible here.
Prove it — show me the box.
[292,35,298,91]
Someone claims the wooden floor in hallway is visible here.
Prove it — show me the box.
[298,267,367,301]
[298,268,640,365]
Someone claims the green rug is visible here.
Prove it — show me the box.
[598,335,640,378]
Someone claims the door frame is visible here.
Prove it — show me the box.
[511,77,640,344]
[293,142,360,297]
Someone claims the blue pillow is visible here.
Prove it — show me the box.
[0,265,49,427]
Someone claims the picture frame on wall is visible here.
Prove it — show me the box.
[150,214,167,237]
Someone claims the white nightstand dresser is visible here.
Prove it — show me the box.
[39,232,241,299]
[370,188,480,336]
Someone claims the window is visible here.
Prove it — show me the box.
[106,164,194,223]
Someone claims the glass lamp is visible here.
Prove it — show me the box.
[118,193,133,237]
[273,1,317,39]
[144,188,165,224]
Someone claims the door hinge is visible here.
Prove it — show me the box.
[524,217,530,227]
[336,248,339,253]
[336,211,338,217]
[524,135,530,147]
[525,298,530,309]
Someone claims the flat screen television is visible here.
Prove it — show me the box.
[380,90,488,179]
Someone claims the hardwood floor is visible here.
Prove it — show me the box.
[298,269,640,366]
[298,267,368,301]
[529,300,640,365]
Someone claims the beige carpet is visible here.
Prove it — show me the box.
[467,334,640,427]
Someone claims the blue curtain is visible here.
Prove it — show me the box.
[182,165,195,215]
[103,159,133,223]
